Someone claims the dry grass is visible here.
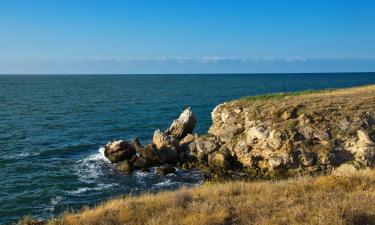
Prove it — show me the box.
[21,169,375,225]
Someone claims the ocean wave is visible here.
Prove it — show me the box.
[2,152,40,160]
[155,179,179,187]
[66,183,118,196]
[74,147,112,184]
[45,195,63,213]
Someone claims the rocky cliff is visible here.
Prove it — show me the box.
[204,85,375,177]
[104,85,375,178]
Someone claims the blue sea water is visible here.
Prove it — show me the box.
[1,73,375,224]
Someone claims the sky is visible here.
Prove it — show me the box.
[0,0,374,74]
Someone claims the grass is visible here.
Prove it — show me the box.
[239,89,330,101]
[21,169,375,225]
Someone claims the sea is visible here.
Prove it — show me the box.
[1,73,375,224]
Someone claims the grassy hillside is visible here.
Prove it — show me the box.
[21,168,375,225]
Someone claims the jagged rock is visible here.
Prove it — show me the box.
[104,140,136,163]
[166,107,196,140]
[132,156,149,169]
[265,153,292,171]
[116,160,133,173]
[132,138,159,165]
[155,164,176,175]
[178,133,198,161]
[152,129,179,163]
[104,86,375,178]
[179,133,198,147]
[208,103,245,143]
[188,136,221,162]
[281,105,303,120]
[347,130,375,166]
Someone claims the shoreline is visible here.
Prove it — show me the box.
[19,84,375,224]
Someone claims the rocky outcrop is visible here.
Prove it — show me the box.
[206,85,375,176]
[152,129,180,163]
[155,164,176,175]
[116,160,133,173]
[346,130,375,166]
[103,108,197,174]
[103,85,375,178]
[104,140,136,163]
[166,107,196,140]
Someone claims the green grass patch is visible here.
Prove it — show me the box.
[240,89,331,101]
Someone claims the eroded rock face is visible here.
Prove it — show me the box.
[166,107,196,140]
[347,130,375,166]
[104,140,136,163]
[103,85,375,177]
[207,86,375,175]
[188,136,221,162]
[133,138,159,165]
[155,164,176,175]
[152,129,180,163]
[116,160,133,173]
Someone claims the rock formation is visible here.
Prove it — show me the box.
[103,85,375,178]
[166,107,196,140]
[104,140,136,163]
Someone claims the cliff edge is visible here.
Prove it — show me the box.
[204,85,375,177]
[103,85,375,179]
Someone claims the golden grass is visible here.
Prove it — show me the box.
[21,169,375,225]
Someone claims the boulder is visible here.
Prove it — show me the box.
[347,130,375,166]
[132,156,149,169]
[155,164,176,175]
[132,138,159,165]
[116,160,133,173]
[166,107,196,140]
[104,140,136,163]
[179,133,198,161]
[152,129,179,163]
[189,136,221,162]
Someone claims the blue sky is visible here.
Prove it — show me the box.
[0,0,374,73]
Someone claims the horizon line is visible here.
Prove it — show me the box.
[1,71,375,76]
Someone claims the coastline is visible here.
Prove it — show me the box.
[20,84,375,225]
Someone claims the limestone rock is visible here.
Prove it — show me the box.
[133,138,159,165]
[347,130,375,166]
[189,136,221,162]
[208,103,245,143]
[104,140,136,163]
[166,107,196,140]
[152,129,179,163]
[155,164,176,175]
[116,160,133,173]
[132,156,149,169]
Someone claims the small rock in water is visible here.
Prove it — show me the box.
[156,164,176,175]
[116,160,133,173]
[104,140,136,163]
[133,156,149,169]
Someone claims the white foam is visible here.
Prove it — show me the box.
[85,147,110,163]
[66,183,118,196]
[155,179,176,187]
[4,152,40,160]
[45,195,63,213]
[74,147,111,184]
